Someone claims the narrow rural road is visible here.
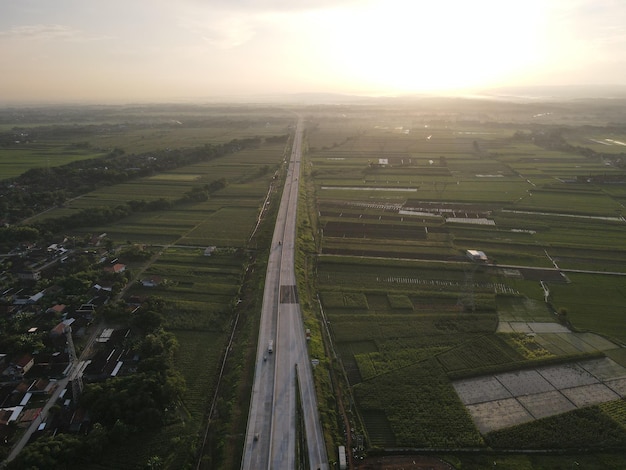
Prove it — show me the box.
[4,321,104,464]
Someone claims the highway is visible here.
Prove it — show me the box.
[241,119,328,470]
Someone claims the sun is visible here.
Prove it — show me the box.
[308,0,547,94]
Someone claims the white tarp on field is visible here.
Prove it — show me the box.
[453,357,626,433]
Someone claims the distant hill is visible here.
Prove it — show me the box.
[222,86,626,105]
[476,85,626,101]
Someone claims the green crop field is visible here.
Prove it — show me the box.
[4,100,626,467]
[354,359,484,448]
[0,104,295,468]
[124,246,247,330]
[548,273,626,342]
[0,143,106,179]
[1,105,292,181]
[300,103,626,461]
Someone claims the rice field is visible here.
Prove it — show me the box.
[0,143,106,179]
[302,107,626,455]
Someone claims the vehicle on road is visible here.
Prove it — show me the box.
[268,340,273,354]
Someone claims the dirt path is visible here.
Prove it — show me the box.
[355,455,454,470]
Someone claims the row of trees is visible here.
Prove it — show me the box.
[26,175,230,238]
[0,136,262,225]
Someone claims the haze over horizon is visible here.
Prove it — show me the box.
[2,0,626,104]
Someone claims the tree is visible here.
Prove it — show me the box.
[109,419,133,444]
[132,310,165,334]
[146,455,164,469]
[6,433,83,469]
[59,273,92,294]
[0,226,40,250]
[84,423,108,457]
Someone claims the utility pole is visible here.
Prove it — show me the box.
[65,326,84,402]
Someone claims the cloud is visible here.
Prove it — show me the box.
[0,23,107,42]
[176,0,359,51]
[179,0,364,13]
[195,18,257,49]
[0,24,77,40]
[174,0,365,49]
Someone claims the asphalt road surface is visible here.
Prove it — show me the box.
[241,119,327,470]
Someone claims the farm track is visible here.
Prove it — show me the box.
[319,253,626,278]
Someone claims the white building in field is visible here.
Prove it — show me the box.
[466,249,488,262]
[338,445,347,470]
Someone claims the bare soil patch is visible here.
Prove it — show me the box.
[454,357,626,433]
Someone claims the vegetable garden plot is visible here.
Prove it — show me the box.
[437,335,523,374]
[98,229,181,244]
[516,191,624,216]
[322,221,428,240]
[365,293,391,312]
[178,207,258,246]
[214,183,269,198]
[305,111,626,450]
[321,245,457,261]
[321,209,436,224]
[361,410,396,447]
[336,343,363,385]
[174,330,225,423]
[319,291,369,309]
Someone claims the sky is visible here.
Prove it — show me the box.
[1,0,625,103]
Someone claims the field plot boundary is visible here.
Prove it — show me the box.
[454,357,626,433]
[497,322,620,355]
[497,321,570,334]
